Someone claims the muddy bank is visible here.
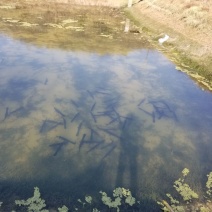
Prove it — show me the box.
[126,0,212,91]
[0,1,149,54]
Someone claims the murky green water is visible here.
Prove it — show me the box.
[0,4,212,211]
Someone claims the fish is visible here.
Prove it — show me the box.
[87,90,94,99]
[39,120,46,133]
[96,91,110,95]
[122,119,128,129]
[152,112,156,123]
[79,133,86,152]
[62,117,66,129]
[46,120,61,124]
[76,121,83,136]
[9,107,24,115]
[90,102,96,112]
[90,129,94,140]
[138,108,152,117]
[54,107,65,117]
[101,141,114,149]
[49,142,65,156]
[47,122,63,132]
[3,107,9,121]
[90,112,97,123]
[71,112,80,123]
[41,120,63,133]
[107,117,119,125]
[101,145,116,160]
[71,100,79,108]
[97,127,121,139]
[44,78,48,85]
[53,144,63,156]
[87,140,104,153]
[57,136,76,145]
[137,98,146,107]
[112,107,121,124]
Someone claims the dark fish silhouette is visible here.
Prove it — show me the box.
[101,141,114,149]
[71,100,79,108]
[152,112,156,123]
[90,102,96,112]
[90,112,97,123]
[3,107,9,121]
[87,90,94,99]
[122,119,128,129]
[54,107,65,117]
[10,107,24,115]
[79,133,86,152]
[111,107,121,124]
[44,78,48,85]
[62,117,66,129]
[71,112,80,123]
[76,121,83,136]
[107,117,119,125]
[40,120,63,133]
[53,144,63,156]
[96,91,110,95]
[87,140,104,153]
[39,120,46,133]
[122,116,133,129]
[57,136,76,144]
[49,141,68,156]
[138,108,152,116]
[97,127,121,139]
[101,145,116,160]
[137,98,146,107]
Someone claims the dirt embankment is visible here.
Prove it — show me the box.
[126,0,212,90]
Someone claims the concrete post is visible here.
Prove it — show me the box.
[124,18,130,32]
[128,0,133,7]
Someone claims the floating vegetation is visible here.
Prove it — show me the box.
[100,187,136,211]
[173,168,199,202]
[158,169,212,212]
[206,172,212,196]
[85,195,92,204]
[15,187,48,212]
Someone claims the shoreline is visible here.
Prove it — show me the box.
[125,1,212,91]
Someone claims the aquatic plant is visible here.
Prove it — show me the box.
[0,171,210,211]
[85,195,92,204]
[100,187,136,211]
[158,168,212,212]
[15,187,48,212]
[172,168,198,203]
[58,205,69,212]
[206,172,212,196]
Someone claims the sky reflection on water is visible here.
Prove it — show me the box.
[0,33,212,210]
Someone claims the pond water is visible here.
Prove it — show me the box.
[0,4,212,211]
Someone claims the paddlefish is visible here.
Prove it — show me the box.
[54,107,65,117]
[3,107,9,121]
[76,121,83,136]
